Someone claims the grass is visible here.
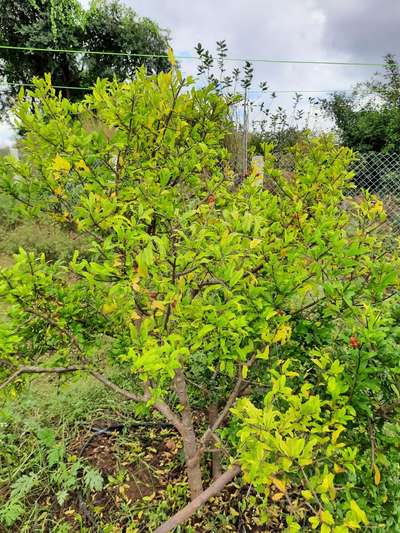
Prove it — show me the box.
[0,373,272,532]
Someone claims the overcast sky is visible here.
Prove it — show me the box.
[1,0,399,146]
[127,0,399,92]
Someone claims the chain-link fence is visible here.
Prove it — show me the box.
[353,152,400,233]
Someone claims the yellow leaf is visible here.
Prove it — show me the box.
[256,346,270,360]
[301,490,313,501]
[350,500,368,525]
[250,238,262,249]
[151,300,165,311]
[332,426,345,445]
[273,324,292,345]
[53,186,63,196]
[373,464,381,486]
[76,159,90,173]
[102,302,118,314]
[131,311,141,321]
[272,492,284,501]
[321,510,335,525]
[334,463,345,474]
[321,525,331,533]
[167,47,176,66]
[271,477,286,493]
[53,154,71,173]
[309,516,320,530]
[241,365,248,379]
[131,278,141,291]
[344,520,361,529]
[370,199,384,215]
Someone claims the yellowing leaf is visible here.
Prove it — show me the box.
[131,311,141,321]
[250,238,262,249]
[102,302,118,314]
[256,346,270,360]
[241,365,248,379]
[321,525,331,533]
[373,464,381,486]
[271,477,286,493]
[272,492,284,501]
[131,278,141,291]
[321,510,335,525]
[273,323,292,345]
[53,154,71,173]
[309,516,320,529]
[344,519,361,529]
[370,199,384,215]
[350,500,368,525]
[151,300,165,311]
[167,47,176,66]
[334,463,345,474]
[301,490,313,501]
[76,159,90,172]
[332,426,345,445]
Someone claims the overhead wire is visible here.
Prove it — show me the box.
[0,43,381,94]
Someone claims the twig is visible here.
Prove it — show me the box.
[0,365,82,391]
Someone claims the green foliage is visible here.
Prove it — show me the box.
[321,54,400,153]
[0,406,103,528]
[1,66,400,530]
[0,0,170,112]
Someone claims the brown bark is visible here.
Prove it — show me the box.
[174,368,203,499]
[153,464,241,533]
[0,365,82,390]
[208,404,222,479]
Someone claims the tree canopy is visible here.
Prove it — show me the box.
[0,0,170,111]
[321,54,400,153]
[1,66,400,530]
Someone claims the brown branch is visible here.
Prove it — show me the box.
[200,353,257,444]
[153,464,241,533]
[88,370,145,403]
[0,365,82,391]
[188,352,258,468]
[143,382,186,434]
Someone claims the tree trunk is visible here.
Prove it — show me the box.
[174,368,203,499]
[182,429,204,499]
[208,404,222,479]
[154,464,241,533]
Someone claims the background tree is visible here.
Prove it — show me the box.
[0,0,170,112]
[321,54,400,153]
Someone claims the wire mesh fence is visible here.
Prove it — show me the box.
[353,152,400,233]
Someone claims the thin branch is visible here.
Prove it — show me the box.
[89,370,145,403]
[191,352,258,466]
[0,365,82,391]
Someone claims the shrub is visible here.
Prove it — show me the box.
[0,220,88,261]
[1,66,400,531]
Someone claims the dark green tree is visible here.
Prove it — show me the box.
[0,0,170,111]
[321,54,400,153]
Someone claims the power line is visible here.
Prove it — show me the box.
[0,43,385,68]
[2,81,354,94]
[3,82,89,91]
